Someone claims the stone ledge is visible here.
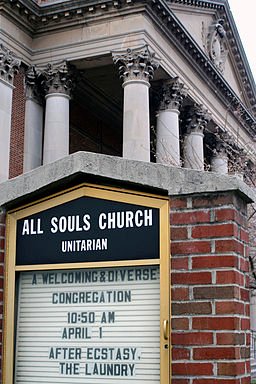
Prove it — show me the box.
[0,151,255,208]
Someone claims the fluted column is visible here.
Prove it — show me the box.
[42,61,73,164]
[0,44,20,182]
[156,78,187,166]
[113,46,160,162]
[24,66,44,172]
[183,104,210,170]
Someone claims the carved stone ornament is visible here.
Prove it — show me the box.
[40,60,74,96]
[159,77,188,111]
[185,104,210,134]
[25,65,44,104]
[0,44,21,84]
[112,45,160,83]
[206,19,228,73]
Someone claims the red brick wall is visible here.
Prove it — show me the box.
[9,69,26,179]
[171,192,251,383]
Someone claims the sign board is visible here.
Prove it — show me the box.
[16,196,159,265]
[3,184,170,384]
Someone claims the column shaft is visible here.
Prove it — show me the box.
[156,109,180,165]
[123,80,150,161]
[211,153,228,174]
[24,99,43,171]
[43,93,70,164]
[184,131,204,170]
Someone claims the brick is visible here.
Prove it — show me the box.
[216,301,244,315]
[241,318,250,330]
[215,239,244,255]
[240,257,249,272]
[0,239,4,250]
[170,198,187,209]
[172,302,212,315]
[171,227,188,240]
[215,208,247,227]
[240,288,249,302]
[192,224,237,239]
[171,211,210,225]
[172,362,213,375]
[194,286,239,300]
[216,270,244,285]
[240,378,251,384]
[172,241,211,255]
[193,346,239,360]
[172,379,189,384]
[216,332,245,345]
[192,194,235,208]
[217,362,245,375]
[193,379,240,384]
[192,317,240,330]
[215,208,236,222]
[172,271,212,285]
[172,347,190,360]
[172,318,189,330]
[0,226,5,237]
[240,347,250,358]
[171,287,189,301]
[171,257,189,270]
[192,255,238,269]
[172,332,213,345]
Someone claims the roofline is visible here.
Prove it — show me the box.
[2,0,256,136]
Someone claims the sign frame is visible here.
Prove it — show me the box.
[3,183,170,384]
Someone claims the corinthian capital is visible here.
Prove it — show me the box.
[0,44,21,84]
[25,65,44,104]
[41,61,74,96]
[112,45,160,83]
[159,77,188,111]
[185,104,210,134]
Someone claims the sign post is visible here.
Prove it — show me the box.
[3,184,170,384]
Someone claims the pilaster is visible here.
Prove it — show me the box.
[24,66,44,172]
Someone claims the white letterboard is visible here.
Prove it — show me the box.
[15,265,160,383]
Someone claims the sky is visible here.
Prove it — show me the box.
[228,0,256,82]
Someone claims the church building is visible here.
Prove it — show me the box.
[0,0,256,382]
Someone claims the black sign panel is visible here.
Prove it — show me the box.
[16,196,159,265]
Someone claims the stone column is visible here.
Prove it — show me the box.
[211,150,228,174]
[0,44,20,182]
[41,61,73,164]
[183,104,210,170]
[156,78,187,166]
[113,46,160,162]
[23,66,44,172]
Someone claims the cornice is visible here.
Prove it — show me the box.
[148,0,256,136]
[2,0,256,136]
